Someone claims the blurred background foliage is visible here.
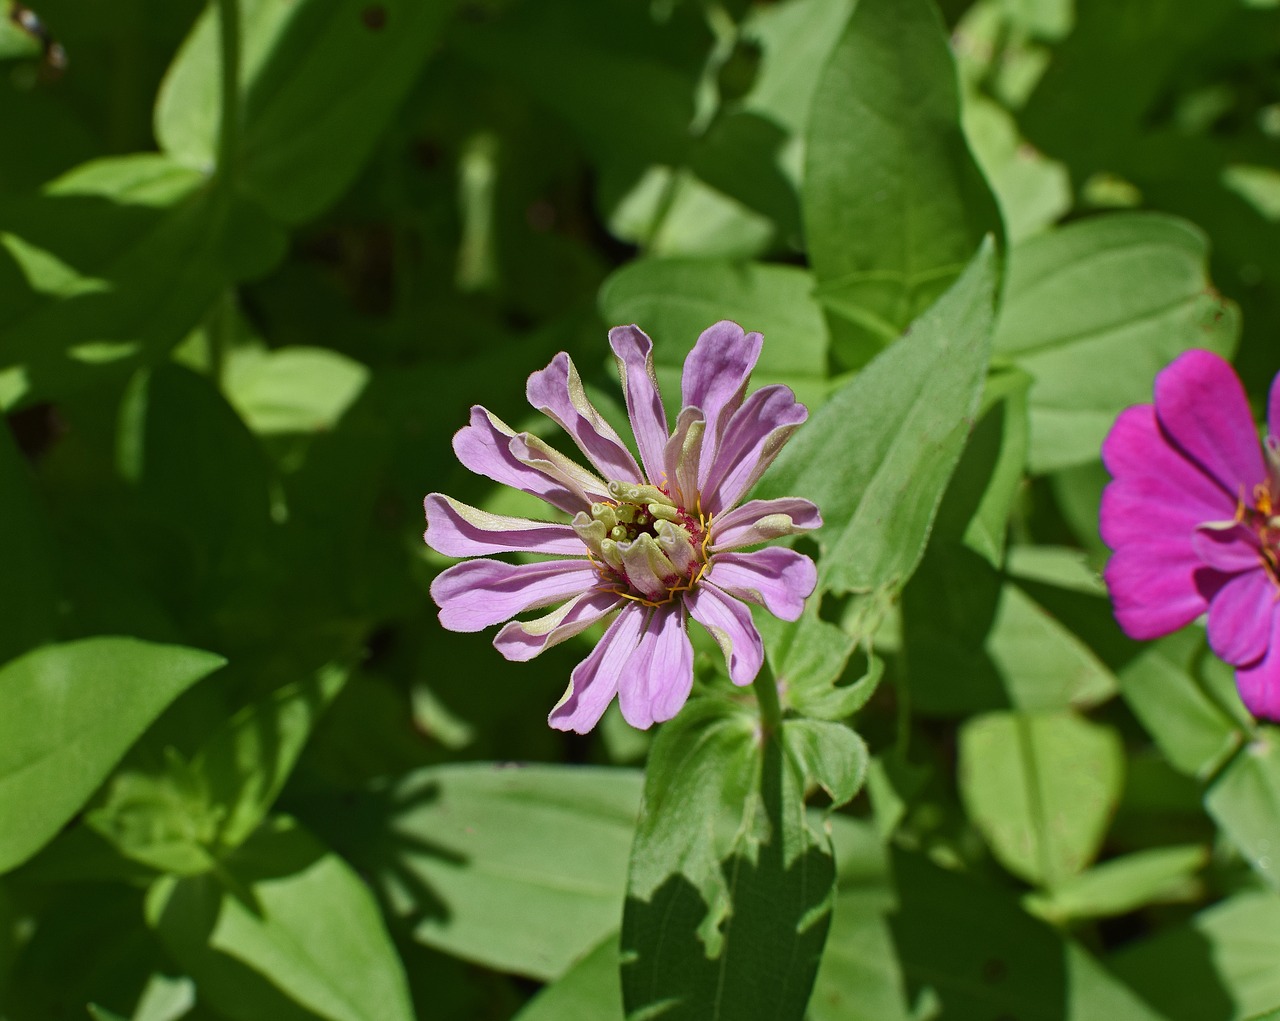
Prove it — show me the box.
[2,0,1280,1018]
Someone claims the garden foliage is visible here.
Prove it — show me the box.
[2,0,1280,1018]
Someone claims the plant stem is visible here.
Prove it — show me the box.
[753,659,783,738]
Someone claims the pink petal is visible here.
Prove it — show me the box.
[700,385,808,515]
[1269,366,1280,444]
[609,325,669,485]
[1101,483,1226,550]
[1103,544,1210,640]
[680,321,763,484]
[452,407,596,514]
[687,584,764,686]
[1206,569,1274,666]
[424,494,583,557]
[1192,525,1264,573]
[527,352,641,484]
[710,498,823,551]
[431,558,599,632]
[706,548,816,622]
[1153,350,1266,498]
[617,603,693,729]
[549,603,647,733]
[664,406,705,511]
[1234,608,1280,722]
[492,589,622,662]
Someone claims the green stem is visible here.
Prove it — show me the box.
[752,659,783,738]
[215,0,240,191]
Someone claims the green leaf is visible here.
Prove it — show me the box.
[224,346,371,435]
[512,934,624,1021]
[1119,630,1246,779]
[1025,844,1208,923]
[319,763,643,981]
[0,638,225,874]
[1206,729,1280,890]
[146,817,414,1021]
[993,212,1240,473]
[156,0,456,224]
[621,701,836,1021]
[1112,891,1280,1021]
[758,239,997,616]
[958,710,1124,888]
[596,258,830,405]
[804,0,1002,366]
[781,719,868,809]
[0,419,57,664]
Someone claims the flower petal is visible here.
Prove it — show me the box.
[707,548,816,622]
[1206,569,1274,666]
[617,603,693,730]
[424,494,583,557]
[1234,609,1280,722]
[610,325,669,485]
[711,498,822,551]
[664,406,705,510]
[1153,349,1266,498]
[549,603,647,733]
[493,589,622,662]
[1192,524,1264,574]
[452,407,594,514]
[508,432,611,506]
[1269,364,1280,447]
[1103,543,1211,640]
[431,558,599,632]
[680,321,763,483]
[701,385,808,515]
[687,584,763,686]
[527,352,641,483]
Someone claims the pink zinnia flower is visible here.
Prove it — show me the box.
[1100,349,1280,721]
[423,321,821,733]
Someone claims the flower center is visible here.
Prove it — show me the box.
[571,481,710,606]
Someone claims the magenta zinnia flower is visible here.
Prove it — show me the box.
[1101,349,1280,721]
[423,321,821,733]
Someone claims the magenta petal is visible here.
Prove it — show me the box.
[424,495,583,557]
[687,584,764,686]
[1153,350,1266,497]
[707,548,816,622]
[1192,525,1264,573]
[617,604,693,729]
[431,558,599,632]
[1206,569,1273,665]
[701,385,808,515]
[1103,544,1209,640]
[1235,609,1280,721]
[1100,480,1229,551]
[664,406,705,511]
[609,325,669,484]
[711,498,823,551]
[453,407,589,514]
[680,321,763,482]
[527,352,641,483]
[1270,367,1280,445]
[549,603,646,733]
[493,589,621,662]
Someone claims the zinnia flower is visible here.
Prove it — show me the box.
[423,321,821,733]
[1100,349,1280,721]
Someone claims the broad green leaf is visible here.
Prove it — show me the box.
[1112,891,1280,1021]
[758,239,997,612]
[512,934,624,1021]
[596,258,829,405]
[804,0,1002,365]
[993,212,1239,473]
[1206,729,1280,890]
[224,347,370,435]
[146,818,414,1021]
[1026,844,1208,923]
[1120,630,1246,779]
[0,419,57,664]
[156,0,456,223]
[315,763,642,981]
[0,638,225,874]
[621,701,836,1021]
[0,155,281,410]
[958,710,1124,888]
[781,719,868,809]
[888,850,1164,1020]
